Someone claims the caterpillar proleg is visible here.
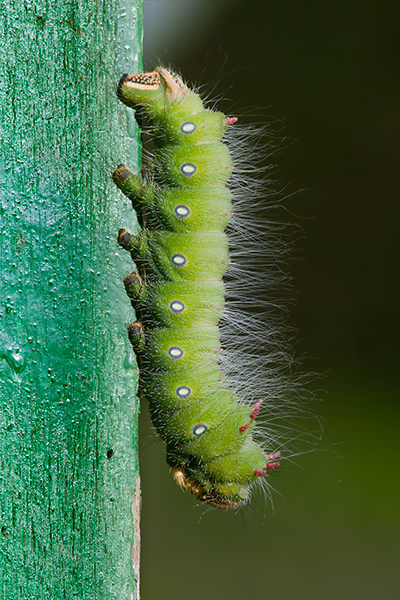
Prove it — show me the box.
[114,67,302,510]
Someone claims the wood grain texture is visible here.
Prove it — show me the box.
[0,0,142,597]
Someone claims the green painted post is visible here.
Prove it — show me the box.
[0,0,142,598]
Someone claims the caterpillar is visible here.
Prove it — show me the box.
[113,67,297,510]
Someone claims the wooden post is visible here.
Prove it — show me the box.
[0,0,142,597]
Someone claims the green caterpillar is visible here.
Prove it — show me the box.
[113,67,282,510]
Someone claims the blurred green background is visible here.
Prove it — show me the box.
[138,2,399,599]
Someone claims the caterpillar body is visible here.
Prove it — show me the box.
[114,67,293,510]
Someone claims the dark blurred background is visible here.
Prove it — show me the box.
[139,2,399,599]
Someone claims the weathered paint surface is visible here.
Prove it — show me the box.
[0,0,142,597]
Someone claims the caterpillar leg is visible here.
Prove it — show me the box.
[127,322,145,353]
[113,164,143,211]
[124,272,146,305]
[118,228,138,251]
[172,468,244,510]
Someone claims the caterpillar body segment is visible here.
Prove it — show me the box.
[115,67,280,509]
[124,276,225,329]
[113,165,233,232]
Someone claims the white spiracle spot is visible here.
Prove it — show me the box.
[170,301,185,314]
[172,253,186,267]
[174,204,190,219]
[180,121,196,134]
[181,163,197,177]
[193,424,207,437]
[168,346,183,359]
[176,386,191,398]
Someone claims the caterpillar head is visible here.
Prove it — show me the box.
[117,67,202,116]
[118,67,235,145]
